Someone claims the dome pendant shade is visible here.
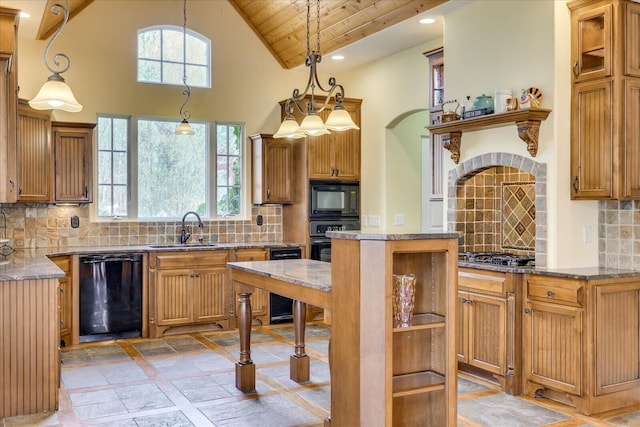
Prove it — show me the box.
[299,114,326,135]
[274,117,305,139]
[29,73,82,112]
[325,108,359,131]
[175,119,195,135]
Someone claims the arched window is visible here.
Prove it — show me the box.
[137,25,210,88]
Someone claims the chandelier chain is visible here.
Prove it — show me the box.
[179,0,191,121]
[316,0,321,54]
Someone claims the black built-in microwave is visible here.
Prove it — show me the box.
[309,180,359,218]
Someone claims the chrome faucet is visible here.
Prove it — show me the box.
[180,211,204,244]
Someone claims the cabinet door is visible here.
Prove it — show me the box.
[154,269,193,325]
[50,255,72,346]
[523,301,583,395]
[0,57,18,202]
[571,2,612,82]
[194,267,228,323]
[263,138,292,203]
[233,248,269,317]
[625,1,640,77]
[308,132,333,179]
[571,79,613,199]
[468,293,506,375]
[18,100,51,201]
[332,127,360,180]
[623,79,640,198]
[53,123,94,203]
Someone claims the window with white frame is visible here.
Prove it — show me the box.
[96,115,243,220]
[137,25,210,88]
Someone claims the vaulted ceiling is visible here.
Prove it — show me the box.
[228,0,448,69]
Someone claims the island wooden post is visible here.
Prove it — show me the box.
[235,292,255,391]
[290,299,310,382]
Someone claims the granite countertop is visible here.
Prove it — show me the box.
[228,259,331,292]
[327,230,460,240]
[0,242,305,282]
[459,261,640,280]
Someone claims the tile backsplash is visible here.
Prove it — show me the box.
[599,200,640,270]
[455,166,535,254]
[0,204,283,249]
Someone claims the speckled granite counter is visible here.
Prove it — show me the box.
[0,242,305,282]
[326,230,460,240]
[228,259,331,292]
[459,261,640,279]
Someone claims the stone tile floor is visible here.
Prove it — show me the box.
[1,322,639,426]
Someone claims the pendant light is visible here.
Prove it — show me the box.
[273,0,359,138]
[175,0,195,135]
[29,0,82,112]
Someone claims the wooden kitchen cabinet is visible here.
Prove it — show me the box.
[230,248,270,326]
[569,0,640,199]
[52,121,95,203]
[0,7,19,203]
[330,234,457,426]
[18,99,52,201]
[49,255,72,347]
[457,268,522,395]
[149,250,230,337]
[523,273,640,415]
[250,134,292,204]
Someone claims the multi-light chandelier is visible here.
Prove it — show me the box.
[175,0,195,135]
[29,0,82,112]
[273,0,359,139]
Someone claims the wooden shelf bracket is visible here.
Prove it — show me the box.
[427,108,551,164]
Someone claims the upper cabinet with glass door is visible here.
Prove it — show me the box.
[571,1,613,82]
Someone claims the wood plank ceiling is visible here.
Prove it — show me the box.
[228,0,448,69]
[37,0,93,40]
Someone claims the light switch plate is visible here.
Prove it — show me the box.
[369,215,380,227]
[394,214,405,226]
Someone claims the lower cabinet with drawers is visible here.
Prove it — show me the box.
[149,250,231,337]
[523,273,640,415]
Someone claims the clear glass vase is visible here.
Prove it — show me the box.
[392,273,416,327]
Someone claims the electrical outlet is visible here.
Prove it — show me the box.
[394,214,405,226]
[369,215,380,227]
[583,225,592,243]
[361,215,367,227]
[70,215,80,228]
[256,215,263,226]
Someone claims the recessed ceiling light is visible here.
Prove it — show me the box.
[19,11,31,18]
[419,18,436,25]
[331,55,344,61]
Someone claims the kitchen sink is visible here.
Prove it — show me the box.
[148,243,220,249]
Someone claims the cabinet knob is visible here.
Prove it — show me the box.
[546,290,554,297]
[524,308,531,314]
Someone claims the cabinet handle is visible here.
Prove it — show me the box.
[572,61,579,78]
[524,308,531,314]
[266,188,271,200]
[18,186,22,195]
[83,186,88,199]
[546,290,554,297]
[572,176,578,193]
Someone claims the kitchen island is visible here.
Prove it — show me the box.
[227,259,331,390]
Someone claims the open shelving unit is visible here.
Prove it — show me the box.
[329,233,458,427]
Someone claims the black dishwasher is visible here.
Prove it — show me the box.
[79,253,143,342]
[269,247,302,324]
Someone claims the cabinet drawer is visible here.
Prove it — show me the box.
[459,268,507,296]
[153,250,229,269]
[527,276,584,307]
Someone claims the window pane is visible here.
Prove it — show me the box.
[98,118,112,150]
[229,156,240,186]
[98,185,112,216]
[113,152,127,185]
[138,119,206,218]
[217,127,228,155]
[186,64,207,87]
[163,62,184,86]
[217,187,227,216]
[186,35,207,64]
[138,31,161,59]
[138,59,161,83]
[98,152,112,185]
[113,119,128,151]
[217,157,228,185]
[162,29,183,62]
[113,186,128,217]
[229,125,240,155]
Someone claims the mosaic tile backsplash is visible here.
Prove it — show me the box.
[599,200,640,270]
[0,204,283,249]
[455,166,535,254]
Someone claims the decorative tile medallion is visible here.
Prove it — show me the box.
[502,182,535,251]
